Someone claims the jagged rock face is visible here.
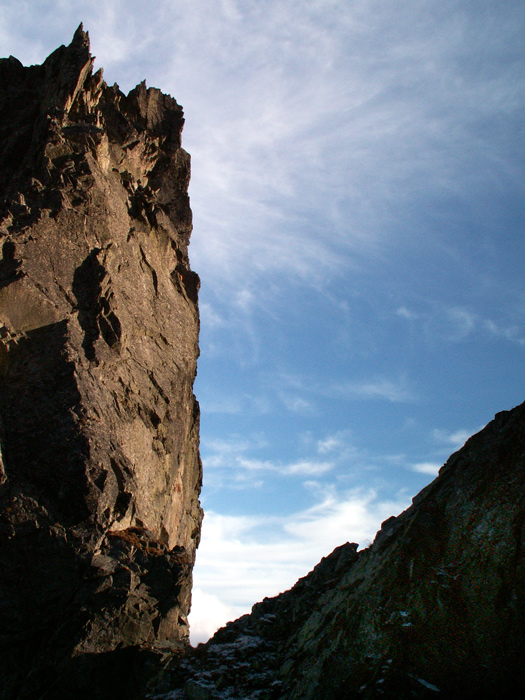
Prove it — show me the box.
[156,403,525,700]
[0,27,202,698]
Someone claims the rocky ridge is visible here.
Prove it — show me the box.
[0,26,202,699]
[151,403,525,700]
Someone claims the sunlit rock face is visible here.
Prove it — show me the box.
[0,26,202,699]
[157,403,525,700]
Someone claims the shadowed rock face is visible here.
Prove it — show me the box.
[0,26,202,699]
[155,403,525,700]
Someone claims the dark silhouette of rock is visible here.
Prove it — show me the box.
[0,26,202,699]
[154,404,525,700]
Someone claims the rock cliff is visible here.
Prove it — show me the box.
[0,26,202,699]
[153,402,525,700]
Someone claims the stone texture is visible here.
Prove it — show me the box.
[0,26,202,699]
[154,403,525,700]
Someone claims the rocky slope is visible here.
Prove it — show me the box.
[0,27,202,699]
[153,402,525,700]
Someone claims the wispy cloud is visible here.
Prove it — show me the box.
[199,302,226,329]
[200,425,414,496]
[317,433,349,455]
[276,370,419,406]
[395,302,525,347]
[283,485,408,550]
[206,450,334,480]
[279,394,316,414]
[146,1,525,302]
[483,318,525,345]
[332,376,419,403]
[446,307,478,341]
[284,460,333,476]
[3,1,524,301]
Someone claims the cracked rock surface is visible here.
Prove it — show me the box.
[0,26,202,699]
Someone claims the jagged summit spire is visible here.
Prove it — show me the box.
[73,22,89,46]
[38,22,94,116]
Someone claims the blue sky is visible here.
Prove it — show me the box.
[2,0,525,643]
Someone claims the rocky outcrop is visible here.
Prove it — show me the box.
[154,403,525,700]
[0,26,202,699]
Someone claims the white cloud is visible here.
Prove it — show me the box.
[203,434,265,460]
[283,485,406,549]
[284,460,333,476]
[235,458,275,472]
[432,427,477,449]
[198,389,272,416]
[155,0,525,302]
[446,307,477,340]
[317,434,346,454]
[190,485,411,643]
[483,318,525,345]
[234,289,255,313]
[280,395,315,414]
[199,302,226,329]
[275,367,418,407]
[396,306,418,321]
[315,431,365,468]
[411,462,441,476]
[198,395,243,415]
[189,588,246,646]
[237,457,334,477]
